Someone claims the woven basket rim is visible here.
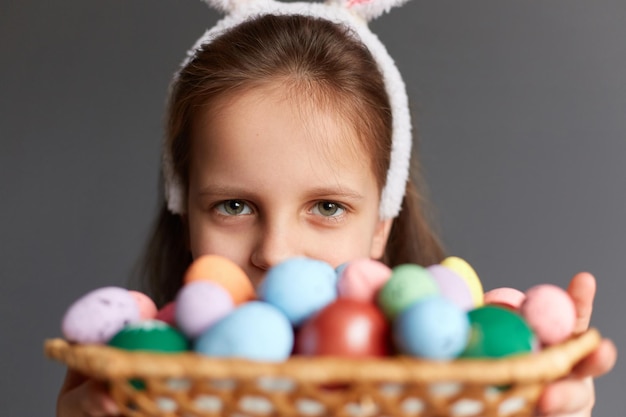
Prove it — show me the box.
[44,328,600,385]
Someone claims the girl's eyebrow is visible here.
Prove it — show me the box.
[198,185,364,200]
[197,185,254,197]
[305,186,365,201]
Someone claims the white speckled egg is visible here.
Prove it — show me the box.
[62,287,140,344]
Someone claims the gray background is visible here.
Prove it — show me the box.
[1,0,623,415]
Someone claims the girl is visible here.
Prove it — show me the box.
[57,1,616,416]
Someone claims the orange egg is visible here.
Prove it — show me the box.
[184,255,256,305]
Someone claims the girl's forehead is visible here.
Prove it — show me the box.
[193,83,369,166]
[187,84,382,200]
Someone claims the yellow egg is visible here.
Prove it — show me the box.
[441,256,484,307]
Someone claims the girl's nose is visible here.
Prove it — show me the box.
[250,221,299,271]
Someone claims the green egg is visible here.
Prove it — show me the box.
[460,305,536,359]
[377,264,439,320]
[108,320,189,390]
[108,320,189,352]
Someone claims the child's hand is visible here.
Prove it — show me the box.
[535,272,617,417]
[56,368,120,417]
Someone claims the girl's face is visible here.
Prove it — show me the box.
[186,84,393,286]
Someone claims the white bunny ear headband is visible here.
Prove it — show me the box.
[163,0,413,219]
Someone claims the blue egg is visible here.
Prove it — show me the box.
[394,296,470,360]
[258,257,338,327]
[194,302,293,362]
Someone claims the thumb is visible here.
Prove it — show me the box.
[567,272,596,334]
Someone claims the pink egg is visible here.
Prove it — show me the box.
[484,287,526,311]
[520,284,576,346]
[426,265,474,311]
[155,301,177,327]
[337,258,392,303]
[62,287,140,344]
[129,290,158,319]
[175,281,235,338]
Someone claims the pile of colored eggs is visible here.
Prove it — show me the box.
[61,255,578,363]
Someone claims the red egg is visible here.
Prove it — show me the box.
[155,301,177,327]
[295,299,390,357]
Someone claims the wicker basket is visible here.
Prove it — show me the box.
[45,328,600,417]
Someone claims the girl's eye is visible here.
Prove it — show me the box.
[312,201,345,217]
[216,200,252,216]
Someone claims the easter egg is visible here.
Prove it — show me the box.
[520,284,576,346]
[394,296,470,360]
[184,255,255,304]
[258,257,337,327]
[129,291,158,319]
[108,320,188,391]
[155,301,176,327]
[377,264,439,320]
[175,281,235,338]
[62,287,140,344]
[461,305,535,359]
[108,320,188,352]
[440,257,484,307]
[295,299,390,357]
[337,258,392,303]
[195,301,293,362]
[484,287,526,311]
[426,265,474,311]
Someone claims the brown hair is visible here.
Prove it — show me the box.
[137,14,445,306]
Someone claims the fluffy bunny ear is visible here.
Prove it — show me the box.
[327,0,411,22]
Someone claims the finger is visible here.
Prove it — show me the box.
[536,377,594,416]
[572,338,618,378]
[80,380,120,416]
[567,272,596,334]
[58,377,119,417]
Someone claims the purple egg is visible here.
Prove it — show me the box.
[175,281,235,338]
[62,287,140,344]
[427,265,474,311]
